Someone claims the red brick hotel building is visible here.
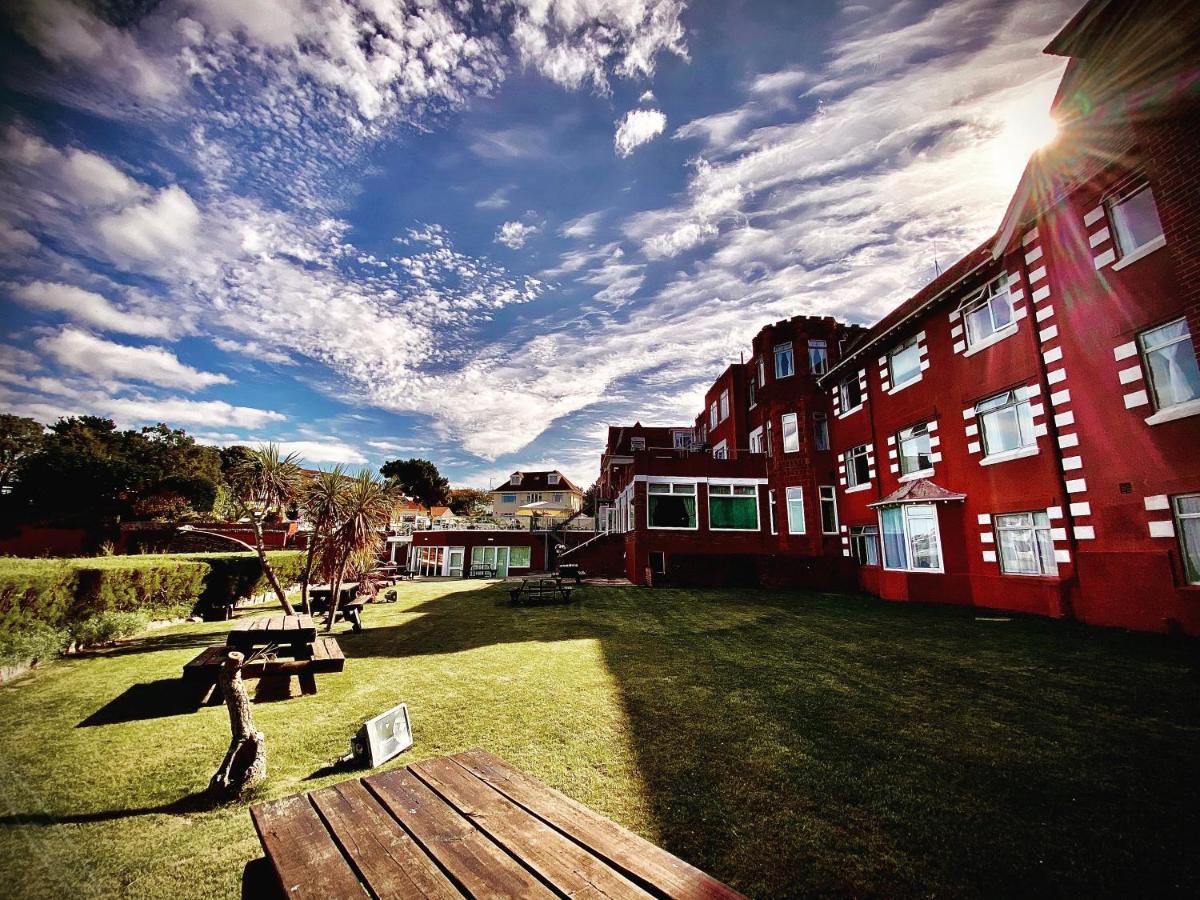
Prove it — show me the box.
[578,0,1200,635]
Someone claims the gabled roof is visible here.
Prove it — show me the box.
[868,478,966,508]
[604,424,692,456]
[430,506,453,517]
[491,470,583,494]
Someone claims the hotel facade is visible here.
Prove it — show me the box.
[576,0,1200,635]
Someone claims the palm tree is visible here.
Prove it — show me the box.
[321,470,399,631]
[229,444,302,615]
[297,465,349,614]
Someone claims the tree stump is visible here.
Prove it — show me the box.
[209,651,267,800]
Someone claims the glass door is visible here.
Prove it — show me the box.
[448,548,465,576]
[495,546,510,577]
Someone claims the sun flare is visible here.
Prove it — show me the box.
[990,89,1061,181]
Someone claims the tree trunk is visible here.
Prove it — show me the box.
[324,549,351,632]
[252,514,295,615]
[209,652,267,800]
[299,536,318,615]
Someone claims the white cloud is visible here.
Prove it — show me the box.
[212,337,297,366]
[105,396,284,430]
[495,220,540,249]
[749,67,809,94]
[272,439,368,465]
[476,187,512,209]
[614,108,667,157]
[11,280,172,337]
[561,211,604,239]
[96,185,202,266]
[0,222,38,255]
[37,328,230,392]
[639,90,656,102]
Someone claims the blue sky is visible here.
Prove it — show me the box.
[0,0,1072,487]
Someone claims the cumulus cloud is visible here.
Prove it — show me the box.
[495,220,540,249]
[272,439,368,465]
[614,108,667,157]
[37,328,230,392]
[11,281,172,337]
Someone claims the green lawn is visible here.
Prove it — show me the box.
[1,581,1197,898]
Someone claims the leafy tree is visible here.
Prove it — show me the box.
[297,465,350,613]
[448,487,490,516]
[227,445,302,614]
[582,481,599,517]
[0,415,44,496]
[318,471,399,631]
[380,457,449,508]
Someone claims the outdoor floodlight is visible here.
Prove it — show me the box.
[349,703,413,768]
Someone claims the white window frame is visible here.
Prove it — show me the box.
[976,389,1036,462]
[897,421,934,478]
[845,444,871,488]
[808,339,828,375]
[850,525,879,566]
[960,275,1016,352]
[1139,317,1200,413]
[749,427,765,454]
[1174,493,1200,585]
[775,342,795,379]
[719,389,730,422]
[548,473,561,485]
[994,510,1058,576]
[839,377,863,413]
[781,412,800,453]
[819,485,838,534]
[768,489,777,534]
[672,430,691,450]
[1107,179,1164,261]
[879,503,944,573]
[712,439,728,459]
[630,437,646,451]
[708,483,760,532]
[888,336,922,389]
[709,401,718,430]
[782,489,801,532]
[757,356,765,387]
[646,481,698,531]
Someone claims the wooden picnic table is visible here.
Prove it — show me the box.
[251,748,745,899]
[509,577,574,605]
[227,614,317,653]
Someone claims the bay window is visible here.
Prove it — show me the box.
[1139,318,1200,412]
[647,482,697,529]
[976,389,1035,458]
[961,276,1015,348]
[781,413,800,453]
[775,342,794,379]
[709,484,759,530]
[785,486,805,534]
[880,504,942,571]
[1108,180,1164,258]
[897,422,932,475]
[994,511,1057,576]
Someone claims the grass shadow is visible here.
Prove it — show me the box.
[0,790,218,826]
[77,678,201,727]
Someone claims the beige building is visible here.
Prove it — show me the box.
[490,470,584,522]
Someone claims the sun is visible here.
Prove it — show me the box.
[990,89,1061,180]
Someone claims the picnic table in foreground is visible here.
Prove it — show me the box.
[251,748,745,899]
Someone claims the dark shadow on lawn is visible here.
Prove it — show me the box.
[335,581,1200,898]
[77,678,201,727]
[0,790,218,826]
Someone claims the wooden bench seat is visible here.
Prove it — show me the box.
[183,638,345,703]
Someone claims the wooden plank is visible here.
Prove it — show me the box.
[453,749,745,900]
[251,794,367,900]
[310,779,462,900]
[366,768,554,900]
[411,756,653,900]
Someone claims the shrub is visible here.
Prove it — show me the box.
[0,621,69,667]
[0,551,304,632]
[68,611,148,649]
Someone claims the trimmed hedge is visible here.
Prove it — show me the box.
[0,551,305,632]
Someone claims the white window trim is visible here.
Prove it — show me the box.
[993,511,1058,577]
[645,482,699,531]
[887,373,923,395]
[897,468,935,483]
[819,486,839,535]
[1111,232,1166,272]
[879,504,945,574]
[962,322,1019,357]
[781,412,800,453]
[769,489,777,535]
[712,439,728,458]
[888,341,923,391]
[785,486,805,535]
[1175,494,1200,585]
[709,483,761,532]
[1145,397,1200,426]
[774,343,795,380]
[844,483,873,494]
[979,445,1040,467]
[837,402,864,419]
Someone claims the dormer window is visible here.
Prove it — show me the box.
[548,472,561,485]
[510,472,522,485]
[630,437,646,451]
